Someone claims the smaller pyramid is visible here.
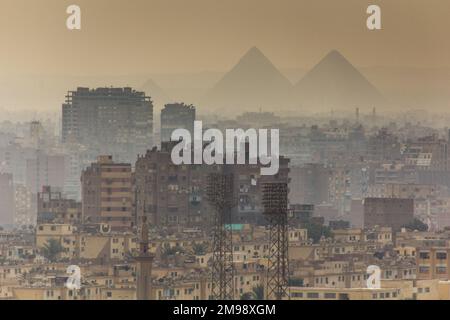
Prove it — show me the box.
[293,50,385,111]
[140,79,171,107]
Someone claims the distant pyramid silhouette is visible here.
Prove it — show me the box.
[294,50,385,111]
[140,78,171,107]
[205,47,293,112]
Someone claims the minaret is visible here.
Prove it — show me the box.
[135,216,154,300]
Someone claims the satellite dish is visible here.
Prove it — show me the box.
[100,224,111,234]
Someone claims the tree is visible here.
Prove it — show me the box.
[161,245,184,259]
[251,285,265,300]
[160,245,185,265]
[240,292,254,300]
[402,219,428,232]
[240,285,265,300]
[304,222,332,243]
[40,239,64,262]
[191,243,208,256]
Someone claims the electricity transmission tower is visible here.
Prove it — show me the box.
[262,182,290,300]
[207,169,235,300]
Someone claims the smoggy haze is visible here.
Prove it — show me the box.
[0,0,450,114]
[0,0,449,75]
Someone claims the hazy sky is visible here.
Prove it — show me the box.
[0,0,448,75]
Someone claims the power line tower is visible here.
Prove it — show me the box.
[262,182,289,300]
[207,169,235,300]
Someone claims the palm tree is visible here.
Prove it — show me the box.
[192,243,208,255]
[241,285,265,300]
[40,239,64,262]
[240,292,254,300]
[160,245,184,265]
[161,245,184,257]
[251,285,265,300]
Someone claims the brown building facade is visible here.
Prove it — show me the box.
[416,247,450,280]
[364,198,414,231]
[37,186,82,225]
[134,145,215,228]
[81,156,133,231]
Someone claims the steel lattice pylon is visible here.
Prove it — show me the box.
[262,182,289,300]
[207,170,235,300]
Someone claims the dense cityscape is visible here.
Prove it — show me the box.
[2,0,450,304]
[2,73,450,299]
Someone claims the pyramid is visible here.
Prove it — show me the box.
[293,50,385,111]
[140,78,171,107]
[205,47,293,112]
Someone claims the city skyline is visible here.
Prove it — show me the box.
[3,0,450,304]
[1,0,450,114]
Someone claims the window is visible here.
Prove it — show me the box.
[419,252,430,259]
[436,266,447,274]
[307,292,319,299]
[436,252,447,260]
[291,292,303,298]
[324,293,336,299]
[419,266,430,273]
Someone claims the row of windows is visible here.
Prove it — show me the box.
[373,291,398,299]
[315,274,368,284]
[419,266,447,274]
[419,251,447,260]
[291,292,326,299]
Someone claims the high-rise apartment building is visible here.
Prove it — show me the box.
[62,87,153,163]
[134,142,290,227]
[364,198,414,231]
[0,173,14,225]
[14,184,35,226]
[134,143,213,227]
[160,103,195,143]
[289,164,331,205]
[367,128,401,162]
[26,151,65,195]
[232,155,290,224]
[81,156,133,231]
